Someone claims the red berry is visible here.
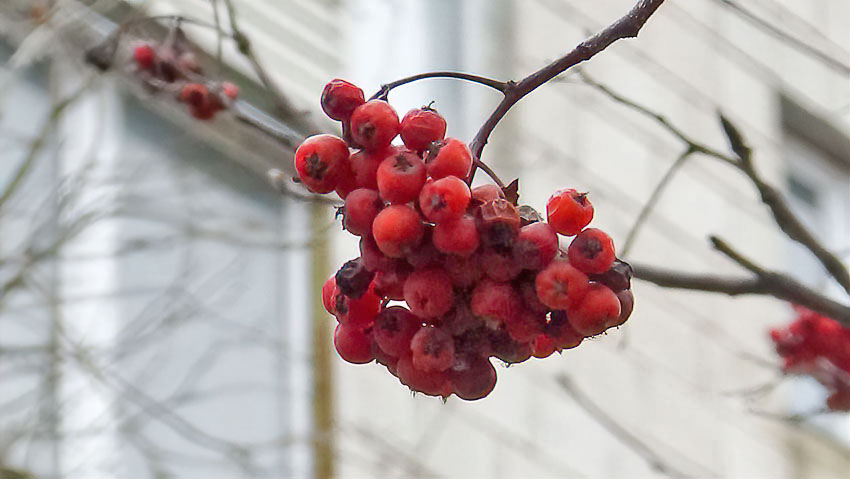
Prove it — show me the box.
[443,254,484,288]
[321,79,365,121]
[403,268,454,319]
[419,176,471,224]
[478,249,522,282]
[373,264,411,301]
[359,235,396,272]
[372,205,424,258]
[424,138,473,180]
[609,289,634,328]
[513,222,559,270]
[404,226,446,269]
[505,309,545,343]
[535,259,589,310]
[343,188,383,236]
[546,189,594,236]
[433,215,480,257]
[222,81,240,100]
[567,283,621,336]
[333,284,381,326]
[400,107,447,151]
[134,44,156,70]
[181,83,209,108]
[567,228,616,275]
[376,148,427,204]
[411,326,455,372]
[373,306,420,358]
[450,353,496,400]
[334,323,374,364]
[350,100,400,151]
[440,303,480,336]
[397,355,453,397]
[322,276,336,315]
[531,334,557,358]
[547,311,584,350]
[350,147,393,190]
[293,134,349,194]
[470,279,522,327]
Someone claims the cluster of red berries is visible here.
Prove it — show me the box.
[770,307,850,411]
[297,79,634,400]
[133,42,239,120]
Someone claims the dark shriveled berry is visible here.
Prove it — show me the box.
[589,259,633,292]
[335,258,374,299]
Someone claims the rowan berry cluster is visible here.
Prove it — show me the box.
[296,79,634,400]
[133,42,239,120]
[770,307,850,411]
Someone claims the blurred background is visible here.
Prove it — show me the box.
[0,0,848,477]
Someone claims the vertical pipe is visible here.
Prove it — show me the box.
[311,201,334,479]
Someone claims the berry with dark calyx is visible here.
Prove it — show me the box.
[518,205,544,226]
[470,279,522,327]
[350,147,393,190]
[547,189,594,236]
[425,138,473,180]
[350,100,400,151]
[476,199,521,252]
[403,268,454,319]
[419,176,471,224]
[397,355,453,397]
[535,259,589,310]
[547,310,584,350]
[134,43,156,70]
[513,222,559,270]
[334,323,374,364]
[568,228,616,275]
[373,306,420,358]
[321,79,365,121]
[335,258,374,299]
[567,283,621,336]
[404,225,445,269]
[451,353,497,401]
[400,106,447,152]
[471,184,505,205]
[294,134,349,194]
[589,259,633,292]
[371,204,424,258]
[376,148,427,204]
[343,188,383,236]
[433,214,480,257]
[411,326,456,372]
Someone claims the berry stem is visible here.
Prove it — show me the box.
[369,72,509,101]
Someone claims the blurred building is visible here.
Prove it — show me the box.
[0,0,848,478]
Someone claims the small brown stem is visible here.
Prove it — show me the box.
[369,71,509,101]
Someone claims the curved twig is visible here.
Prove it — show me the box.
[369,71,509,100]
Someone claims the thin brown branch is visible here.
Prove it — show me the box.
[715,0,850,75]
[575,70,736,166]
[709,236,768,276]
[631,263,850,327]
[621,148,693,256]
[370,71,509,100]
[469,0,666,162]
[557,375,691,478]
[718,115,850,297]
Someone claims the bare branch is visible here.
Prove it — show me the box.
[557,375,691,478]
[369,71,509,100]
[631,263,850,327]
[469,0,666,162]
